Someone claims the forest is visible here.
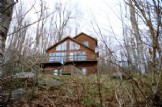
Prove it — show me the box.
[0,0,162,107]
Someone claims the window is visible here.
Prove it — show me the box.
[49,57,55,62]
[69,52,86,61]
[49,52,66,63]
[74,52,79,60]
[77,52,86,60]
[53,70,58,75]
[56,41,67,50]
[53,69,62,75]
[81,68,87,75]
[49,53,55,62]
[69,41,80,50]
[69,52,74,60]
[50,53,55,56]
[83,41,89,47]
[80,52,86,60]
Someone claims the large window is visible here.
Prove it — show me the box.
[49,52,66,63]
[49,51,86,62]
[56,41,67,50]
[69,41,80,50]
[69,52,86,61]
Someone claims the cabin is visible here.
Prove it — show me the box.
[41,32,98,75]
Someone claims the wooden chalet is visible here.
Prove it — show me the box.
[42,32,98,75]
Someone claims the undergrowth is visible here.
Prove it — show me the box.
[1,73,162,107]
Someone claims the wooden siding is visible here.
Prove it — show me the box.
[43,62,97,74]
[46,39,97,61]
[74,33,97,51]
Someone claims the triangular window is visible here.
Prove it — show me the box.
[69,41,80,50]
[56,41,67,50]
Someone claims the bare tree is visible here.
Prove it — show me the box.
[126,0,162,85]
[128,0,146,74]
[121,0,162,106]
[0,0,16,76]
[54,2,74,41]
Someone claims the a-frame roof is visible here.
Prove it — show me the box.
[73,32,97,41]
[46,36,95,52]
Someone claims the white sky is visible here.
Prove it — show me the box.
[16,0,124,35]
[9,0,125,50]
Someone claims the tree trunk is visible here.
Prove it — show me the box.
[128,0,145,74]
[0,0,15,76]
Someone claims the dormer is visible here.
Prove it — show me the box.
[73,32,97,51]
